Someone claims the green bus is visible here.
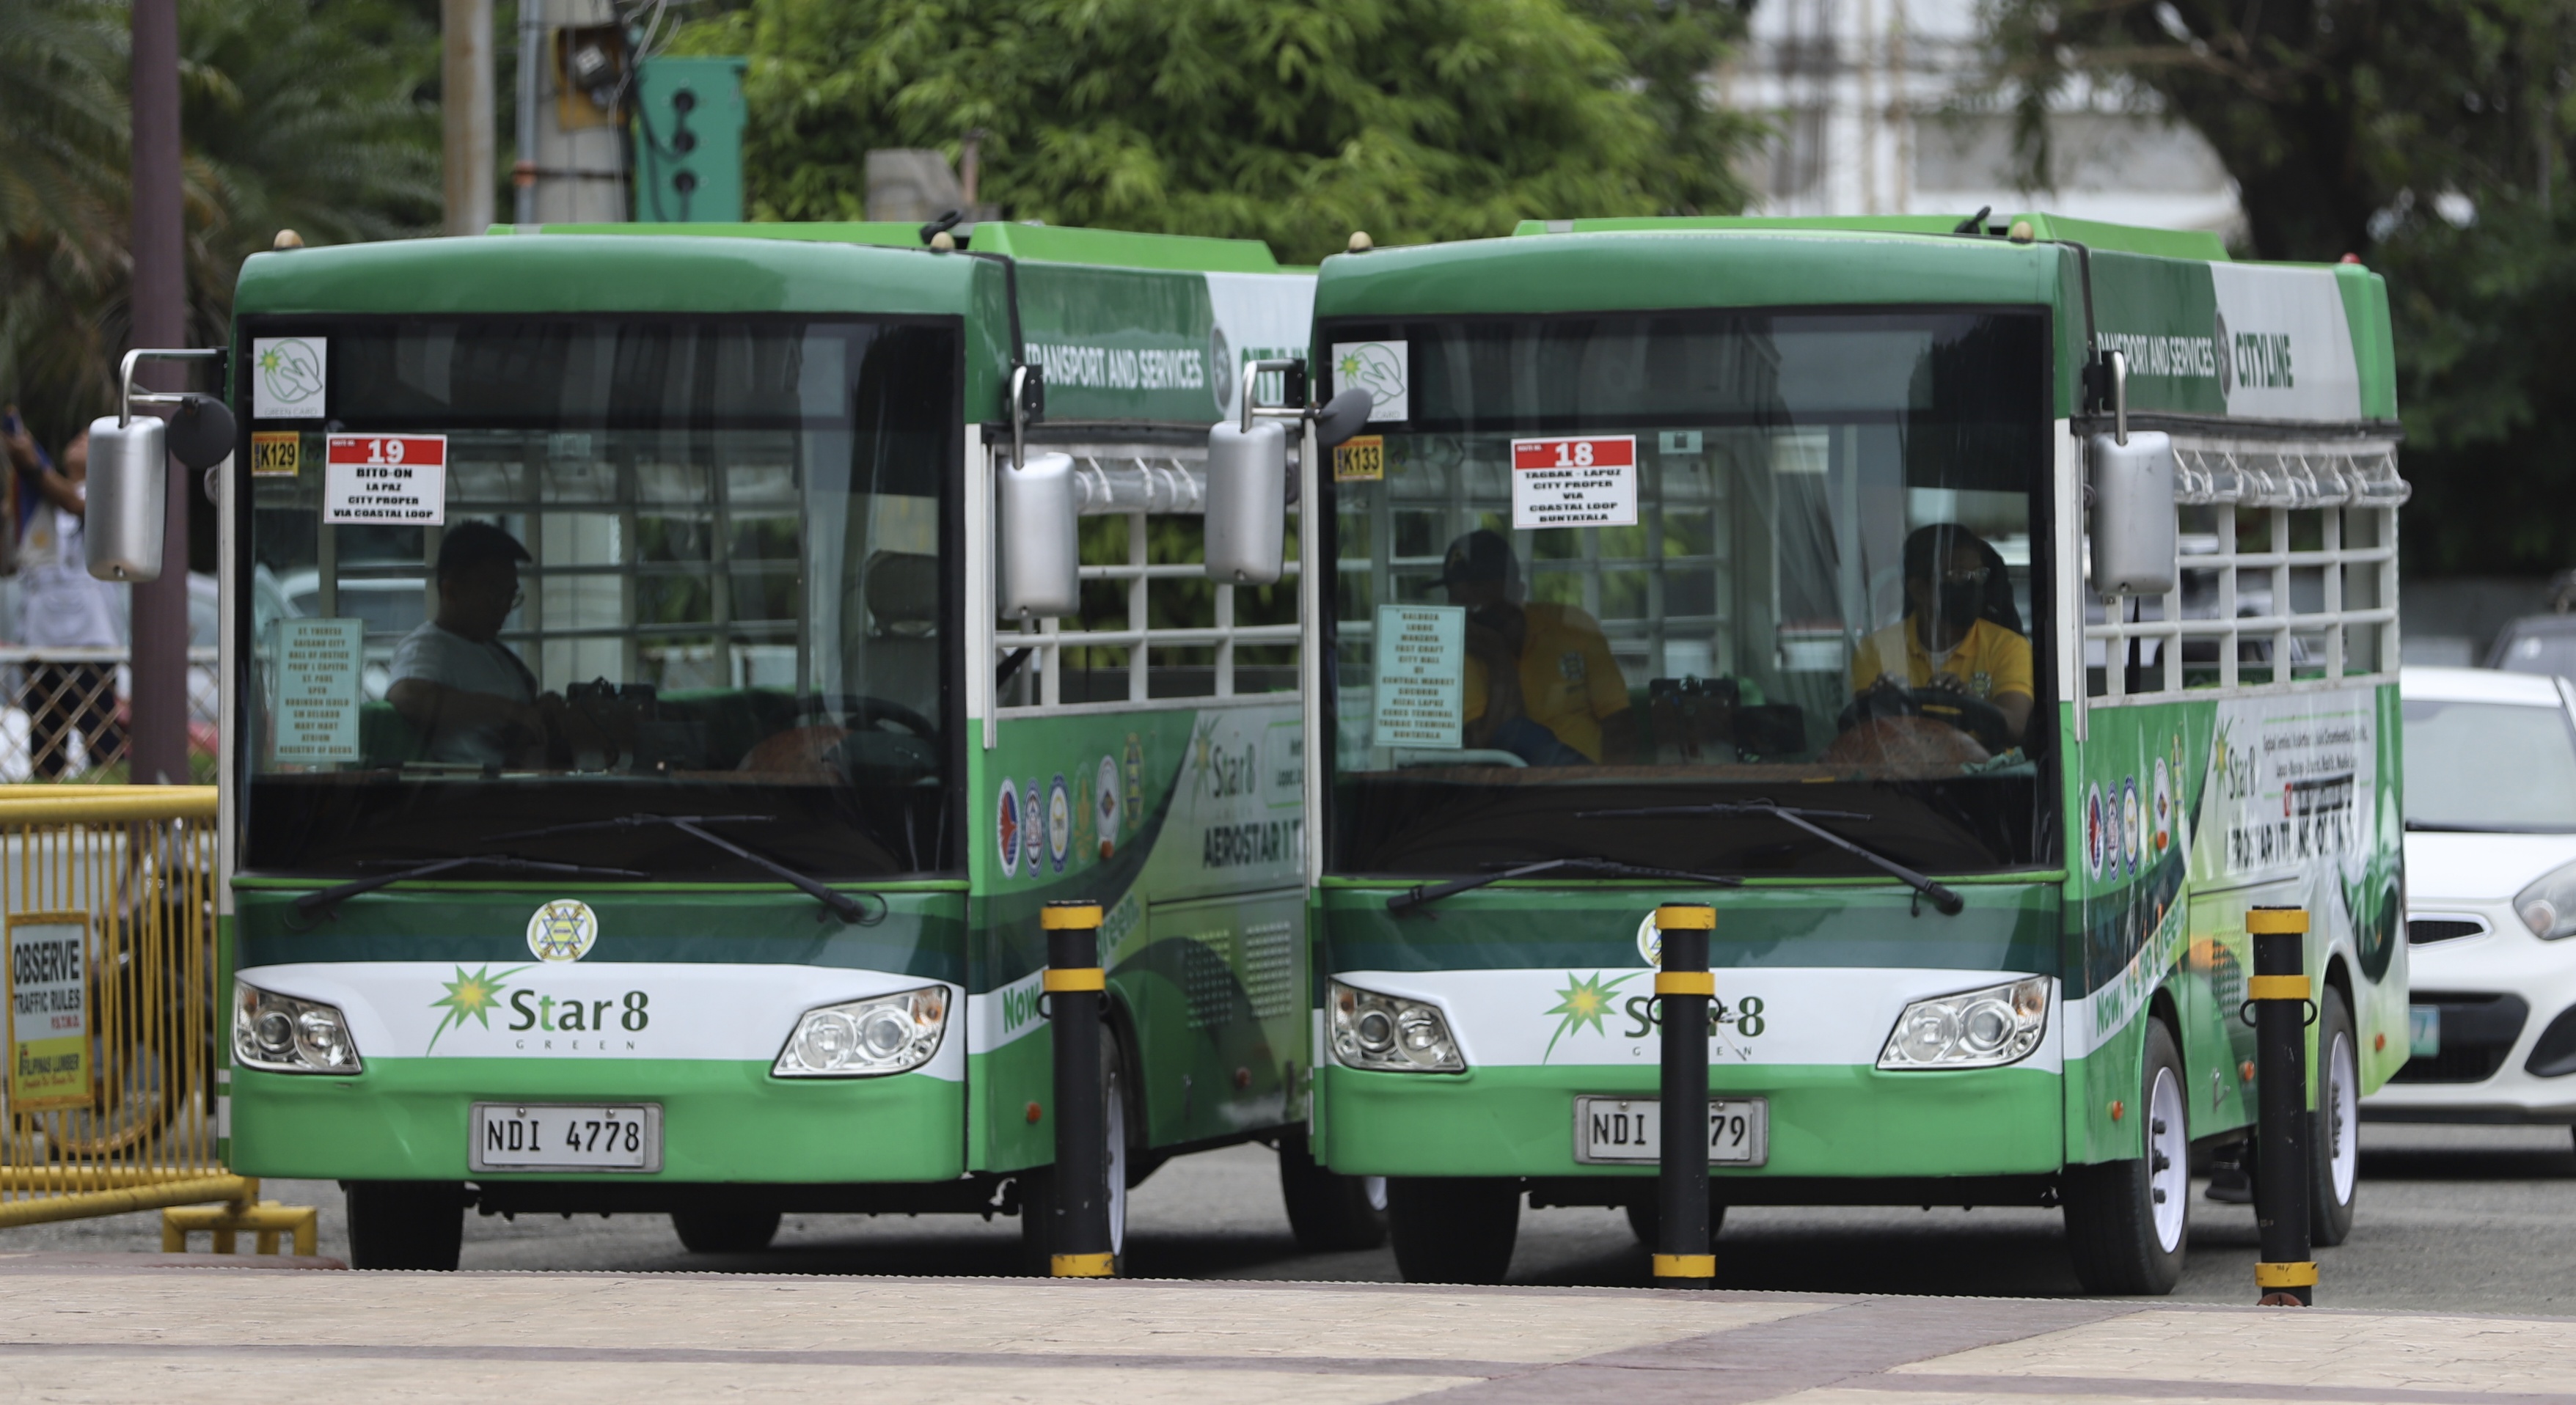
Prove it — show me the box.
[214,221,1380,1268]
[1297,214,2409,1291]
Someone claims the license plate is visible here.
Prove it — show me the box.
[1574,1096,1767,1167]
[2408,1005,2441,1058]
[469,1103,662,1173]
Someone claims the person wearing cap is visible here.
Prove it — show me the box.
[1440,529,1636,765]
[1848,524,2033,744]
[387,521,564,766]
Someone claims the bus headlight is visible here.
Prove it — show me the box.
[1330,981,1465,1073]
[1876,977,2049,1071]
[773,986,948,1077]
[2515,858,2576,939]
[233,982,362,1074]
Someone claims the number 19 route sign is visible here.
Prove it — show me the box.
[1510,435,1637,529]
[324,434,448,525]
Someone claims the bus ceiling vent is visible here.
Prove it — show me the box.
[1347,231,1373,254]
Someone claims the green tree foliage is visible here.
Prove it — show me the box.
[688,0,1760,264]
[1981,0,2576,575]
[0,0,439,459]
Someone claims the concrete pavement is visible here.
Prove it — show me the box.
[1,1263,2572,1403]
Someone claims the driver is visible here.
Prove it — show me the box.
[1442,529,1637,764]
[1848,524,2033,745]
[387,521,577,766]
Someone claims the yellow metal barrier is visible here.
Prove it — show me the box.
[0,785,246,1237]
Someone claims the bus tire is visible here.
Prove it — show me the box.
[2310,986,2359,1247]
[345,1181,464,1271]
[1624,1195,1724,1250]
[670,1209,781,1254]
[1017,1032,1133,1276]
[1386,1177,1518,1284]
[2061,1019,2187,1295]
[1276,1128,1386,1251]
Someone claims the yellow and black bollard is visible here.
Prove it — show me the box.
[1653,903,1716,1288]
[2248,904,2315,1306]
[1042,900,1114,1278]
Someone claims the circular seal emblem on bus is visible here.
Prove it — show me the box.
[2121,778,2143,876]
[1636,911,1663,968]
[527,899,598,963]
[2085,782,2107,880]
[996,778,1022,878]
[1047,774,1072,873]
[1096,755,1123,856]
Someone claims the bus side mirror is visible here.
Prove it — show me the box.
[1205,417,1287,585]
[998,450,1080,618]
[85,414,167,582]
[2089,430,2176,597]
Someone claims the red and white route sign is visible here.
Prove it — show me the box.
[1509,435,1637,529]
[323,434,447,525]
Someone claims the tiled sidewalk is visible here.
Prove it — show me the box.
[0,1259,2570,1403]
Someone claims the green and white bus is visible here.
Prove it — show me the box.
[1297,215,2409,1291]
[213,221,1377,1268]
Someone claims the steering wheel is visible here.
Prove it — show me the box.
[842,695,937,738]
[1840,684,2013,753]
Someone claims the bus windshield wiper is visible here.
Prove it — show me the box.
[491,815,886,925]
[1386,857,1741,917]
[293,854,652,919]
[1576,799,1966,916]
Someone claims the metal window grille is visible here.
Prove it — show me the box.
[997,445,1300,712]
[2085,436,2407,703]
[0,648,219,783]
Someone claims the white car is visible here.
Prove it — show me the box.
[2364,666,2576,1147]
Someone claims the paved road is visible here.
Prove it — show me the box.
[15,1123,2575,1310]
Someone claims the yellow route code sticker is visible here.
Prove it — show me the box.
[251,431,301,476]
[1333,435,1384,483]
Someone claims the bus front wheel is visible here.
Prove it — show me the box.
[345,1181,464,1271]
[2061,1019,2188,1295]
[1386,1177,1518,1284]
[2310,986,2359,1247]
[1017,1035,1133,1276]
[1276,1128,1387,1251]
[671,1209,782,1254]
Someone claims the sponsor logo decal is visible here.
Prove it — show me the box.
[526,899,597,963]
[2122,778,2143,876]
[2152,758,2174,856]
[2085,782,2107,880]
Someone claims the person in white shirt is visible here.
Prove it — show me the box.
[3,420,126,777]
[387,521,562,767]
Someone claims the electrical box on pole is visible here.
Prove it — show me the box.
[631,57,747,222]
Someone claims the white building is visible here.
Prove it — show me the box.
[1717,0,2243,236]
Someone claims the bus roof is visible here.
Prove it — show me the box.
[1320,221,2396,427]
[1508,213,2233,263]
[504,220,1289,274]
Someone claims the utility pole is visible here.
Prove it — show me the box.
[443,0,497,235]
[128,0,188,785]
[518,0,632,223]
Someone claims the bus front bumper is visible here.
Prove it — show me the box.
[1317,1062,2065,1181]
[230,1059,965,1183]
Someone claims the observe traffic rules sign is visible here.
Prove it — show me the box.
[324,433,447,524]
[7,913,91,1112]
[1510,435,1637,528]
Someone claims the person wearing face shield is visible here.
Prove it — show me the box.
[1848,524,2034,746]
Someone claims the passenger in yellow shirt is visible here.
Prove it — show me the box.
[1441,530,1636,764]
[1848,524,2034,746]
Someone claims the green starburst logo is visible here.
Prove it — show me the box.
[427,964,530,1053]
[1542,970,1638,1063]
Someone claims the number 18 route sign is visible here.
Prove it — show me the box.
[324,433,447,525]
[1510,435,1637,529]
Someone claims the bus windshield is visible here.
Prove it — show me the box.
[1321,309,2056,878]
[238,315,959,880]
